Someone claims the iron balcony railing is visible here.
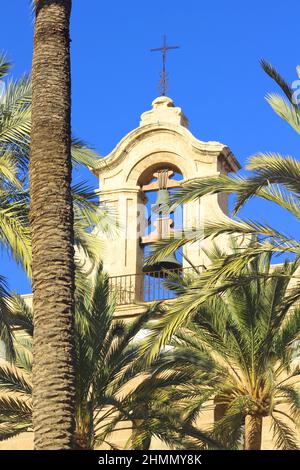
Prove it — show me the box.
[108,266,200,305]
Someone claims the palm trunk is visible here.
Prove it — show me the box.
[74,406,94,450]
[214,396,227,422]
[74,432,92,450]
[30,0,76,450]
[244,415,262,450]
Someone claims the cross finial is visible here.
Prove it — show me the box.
[150,35,180,96]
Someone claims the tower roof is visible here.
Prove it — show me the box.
[92,96,241,176]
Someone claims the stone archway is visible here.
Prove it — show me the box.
[126,151,190,187]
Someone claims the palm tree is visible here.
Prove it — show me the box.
[30,0,76,449]
[0,264,222,450]
[72,266,157,450]
[145,251,300,450]
[0,265,156,448]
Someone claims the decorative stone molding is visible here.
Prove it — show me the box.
[140,96,189,128]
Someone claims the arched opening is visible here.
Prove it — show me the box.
[138,165,184,301]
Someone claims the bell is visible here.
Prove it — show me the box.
[142,179,181,275]
[143,251,182,275]
[152,188,171,215]
[155,188,170,206]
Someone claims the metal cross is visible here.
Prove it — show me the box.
[151,35,180,96]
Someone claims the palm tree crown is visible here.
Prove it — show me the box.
[0,52,112,276]
[147,251,300,449]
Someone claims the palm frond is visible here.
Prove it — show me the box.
[14,339,33,374]
[0,53,10,79]
[148,218,299,272]
[0,276,15,361]
[212,397,247,449]
[9,294,33,336]
[266,94,300,134]
[0,151,21,187]
[0,395,31,418]
[71,137,99,168]
[0,364,31,394]
[0,196,31,274]
[275,385,300,423]
[0,419,31,442]
[246,153,300,195]
[271,415,299,450]
[261,60,295,104]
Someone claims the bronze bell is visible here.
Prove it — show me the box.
[143,251,182,275]
[142,174,182,275]
[152,188,172,217]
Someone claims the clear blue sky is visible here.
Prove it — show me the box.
[1,0,300,293]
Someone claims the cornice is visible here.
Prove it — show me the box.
[93,122,240,175]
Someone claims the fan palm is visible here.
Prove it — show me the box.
[144,251,300,449]
[0,265,219,450]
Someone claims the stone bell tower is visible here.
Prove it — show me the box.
[92,96,240,310]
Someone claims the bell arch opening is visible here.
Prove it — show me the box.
[137,162,183,187]
[136,165,185,302]
[125,151,191,188]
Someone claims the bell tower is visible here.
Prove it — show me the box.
[93,96,240,308]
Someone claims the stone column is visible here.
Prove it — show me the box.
[100,188,146,303]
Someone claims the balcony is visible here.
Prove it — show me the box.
[108,266,199,305]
